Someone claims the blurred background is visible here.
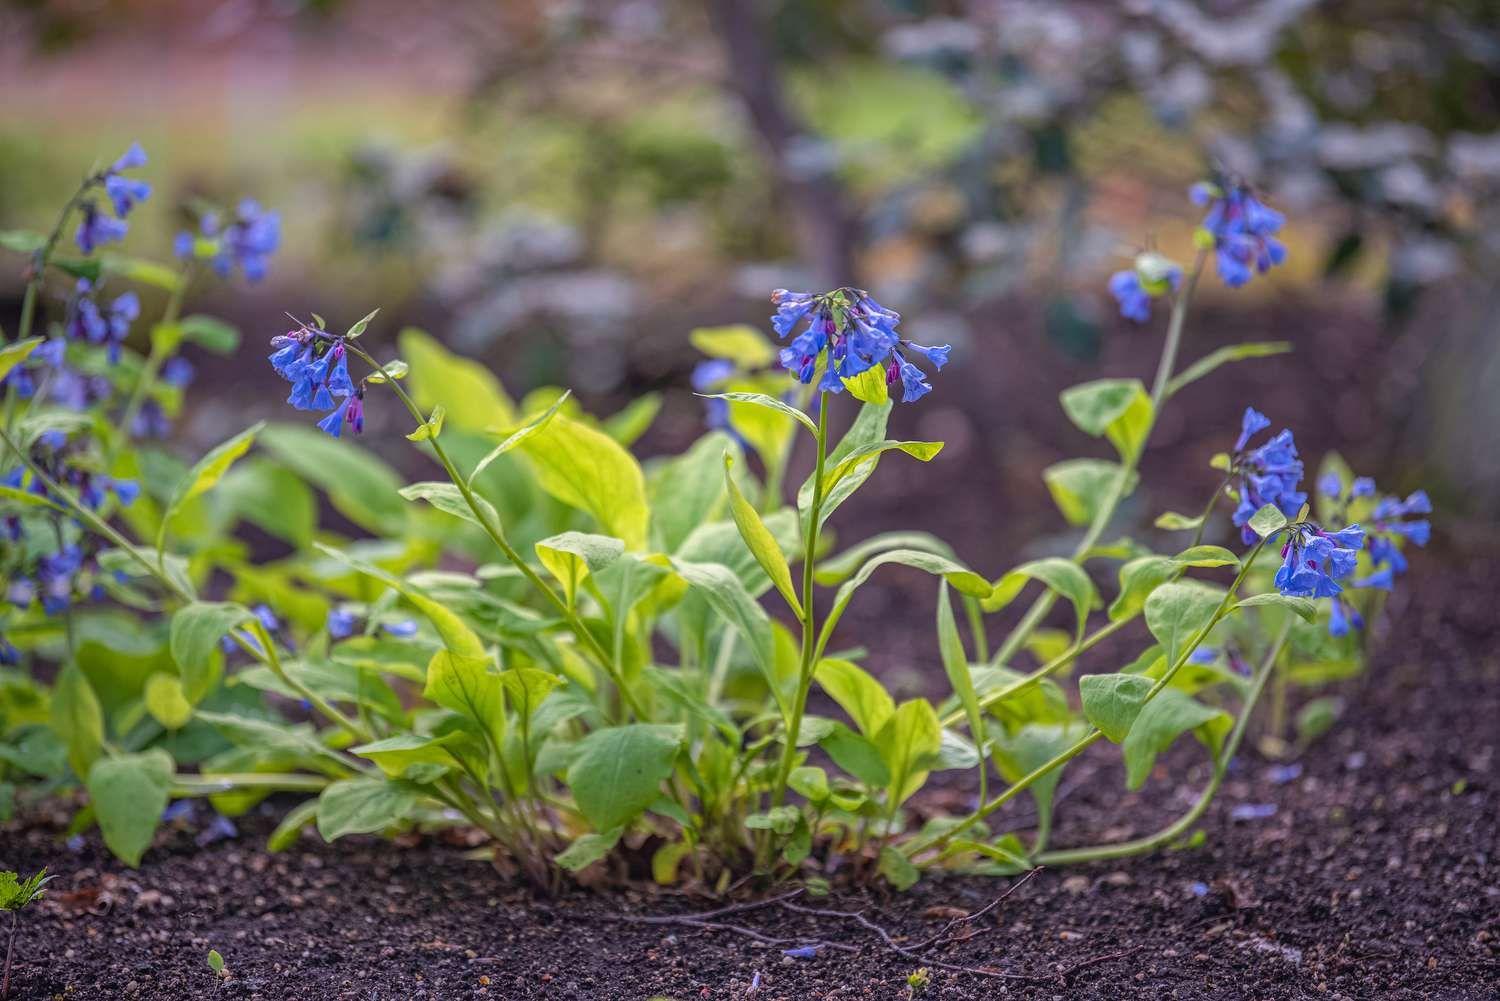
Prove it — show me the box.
[2,0,1497,541]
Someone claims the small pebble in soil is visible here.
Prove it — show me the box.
[1230,803,1278,821]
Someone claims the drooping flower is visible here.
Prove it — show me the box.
[327,609,359,640]
[1274,523,1363,599]
[382,620,419,637]
[316,396,353,438]
[1108,252,1182,323]
[1192,180,1287,288]
[105,173,151,218]
[1229,407,1307,544]
[770,288,947,402]
[75,202,129,254]
[690,359,739,439]
[162,357,196,388]
[36,546,84,615]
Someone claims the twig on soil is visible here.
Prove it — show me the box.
[620,889,859,954]
[773,870,1052,981]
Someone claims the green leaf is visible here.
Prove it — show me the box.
[259,425,407,535]
[535,531,625,607]
[207,950,225,974]
[788,766,829,802]
[218,459,317,546]
[0,229,44,254]
[424,650,505,749]
[1079,673,1154,743]
[1167,341,1292,397]
[143,673,193,730]
[1060,378,1152,460]
[1247,503,1289,539]
[827,550,991,637]
[499,668,562,723]
[936,583,986,771]
[51,664,104,779]
[86,750,173,866]
[820,722,890,787]
[399,480,499,531]
[815,658,895,735]
[723,453,801,615]
[170,602,253,703]
[267,799,320,852]
[820,440,944,496]
[601,393,661,446]
[364,359,408,383]
[519,414,649,550]
[798,401,890,530]
[345,308,380,339]
[841,364,889,405]
[1235,592,1318,622]
[1108,546,1238,622]
[566,724,682,832]
[1144,581,1226,671]
[1155,510,1205,531]
[398,327,515,430]
[877,845,920,890]
[177,315,240,354]
[813,531,956,586]
[874,698,941,807]
[690,324,777,367]
[165,423,265,520]
[669,560,779,710]
[0,483,67,513]
[983,558,1099,642]
[1043,459,1137,526]
[0,338,42,384]
[556,828,623,872]
[469,391,571,488]
[99,253,182,293]
[702,392,816,435]
[349,733,461,779]
[316,777,422,840]
[405,404,446,441]
[649,432,736,554]
[1121,689,1230,789]
[991,722,1087,842]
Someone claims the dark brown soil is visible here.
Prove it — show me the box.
[4,297,1498,1000]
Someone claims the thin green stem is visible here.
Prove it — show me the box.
[989,248,1209,668]
[1036,618,1292,865]
[769,390,830,811]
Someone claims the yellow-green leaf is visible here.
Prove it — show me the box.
[723,453,801,616]
[518,414,649,550]
[398,327,515,430]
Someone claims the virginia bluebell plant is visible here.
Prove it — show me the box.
[1,155,1431,893]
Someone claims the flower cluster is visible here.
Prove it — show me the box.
[1316,474,1431,635]
[1273,522,1364,600]
[1108,251,1182,323]
[3,441,136,619]
[175,199,281,282]
[770,289,949,402]
[1192,181,1287,288]
[1229,407,1307,544]
[66,279,139,365]
[75,144,151,254]
[268,326,365,438]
